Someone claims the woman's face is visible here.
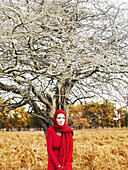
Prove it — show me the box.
[56,113,65,126]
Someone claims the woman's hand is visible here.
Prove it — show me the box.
[57,165,63,170]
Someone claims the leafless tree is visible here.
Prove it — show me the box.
[0,0,128,134]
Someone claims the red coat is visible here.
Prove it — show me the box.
[46,126,73,170]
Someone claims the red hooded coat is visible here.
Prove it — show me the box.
[46,110,73,170]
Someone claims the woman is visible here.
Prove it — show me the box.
[46,109,73,170]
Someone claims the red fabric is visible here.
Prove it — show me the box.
[53,110,73,167]
[46,127,73,170]
[46,110,73,170]
[57,167,63,170]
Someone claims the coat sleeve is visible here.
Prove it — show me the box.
[65,132,73,165]
[46,128,60,167]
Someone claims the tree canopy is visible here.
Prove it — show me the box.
[0,0,128,134]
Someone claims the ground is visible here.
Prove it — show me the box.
[0,128,128,169]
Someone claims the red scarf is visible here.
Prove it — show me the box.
[53,110,73,167]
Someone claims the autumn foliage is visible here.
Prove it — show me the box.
[0,98,128,130]
[0,98,44,130]
[68,101,128,129]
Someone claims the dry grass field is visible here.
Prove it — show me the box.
[0,128,128,170]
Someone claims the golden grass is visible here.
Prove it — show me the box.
[0,128,128,170]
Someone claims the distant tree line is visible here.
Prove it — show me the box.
[68,100,128,129]
[0,99,42,131]
[0,98,127,131]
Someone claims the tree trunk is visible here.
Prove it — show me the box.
[29,80,73,136]
[55,81,73,121]
[30,100,53,137]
